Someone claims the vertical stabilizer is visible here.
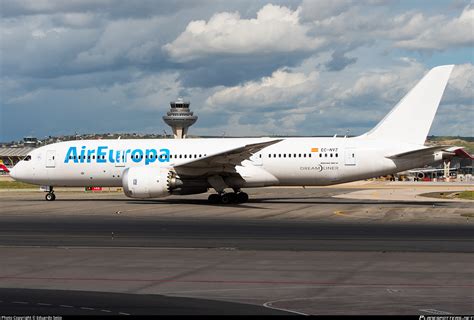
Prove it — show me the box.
[364,65,454,145]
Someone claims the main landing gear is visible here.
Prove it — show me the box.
[208,191,249,204]
[45,187,56,201]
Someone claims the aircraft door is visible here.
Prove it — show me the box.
[46,150,56,168]
[344,148,356,166]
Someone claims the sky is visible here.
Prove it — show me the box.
[0,0,473,142]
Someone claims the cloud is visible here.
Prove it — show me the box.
[74,16,166,68]
[392,5,474,51]
[163,4,324,62]
[0,0,197,19]
[1,1,473,141]
[205,68,319,110]
[325,50,357,71]
[442,63,474,105]
[300,0,354,21]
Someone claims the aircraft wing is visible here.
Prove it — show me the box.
[172,139,283,176]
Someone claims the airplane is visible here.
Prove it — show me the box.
[0,162,10,175]
[10,65,468,204]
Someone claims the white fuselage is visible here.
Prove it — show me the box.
[11,137,433,188]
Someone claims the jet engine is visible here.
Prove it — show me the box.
[122,166,181,198]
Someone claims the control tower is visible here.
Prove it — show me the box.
[162,98,198,139]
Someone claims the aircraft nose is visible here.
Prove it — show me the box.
[9,165,24,181]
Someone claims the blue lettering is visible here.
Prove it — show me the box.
[131,149,143,163]
[145,149,157,165]
[124,149,131,163]
[87,149,95,163]
[159,148,170,163]
[115,150,122,163]
[97,146,107,163]
[108,149,115,163]
[80,146,86,163]
[64,146,171,165]
[64,147,78,163]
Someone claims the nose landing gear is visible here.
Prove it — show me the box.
[44,187,56,201]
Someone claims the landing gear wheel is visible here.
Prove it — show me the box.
[208,194,220,204]
[45,193,56,201]
[220,193,232,204]
[237,192,249,203]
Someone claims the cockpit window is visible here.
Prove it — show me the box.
[23,155,32,161]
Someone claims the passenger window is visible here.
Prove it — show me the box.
[319,154,322,157]
[330,153,333,157]
[335,153,338,157]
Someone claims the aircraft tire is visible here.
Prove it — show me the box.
[208,194,220,204]
[45,193,56,201]
[237,192,249,203]
[220,193,232,204]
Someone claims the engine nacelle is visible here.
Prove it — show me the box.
[122,166,180,199]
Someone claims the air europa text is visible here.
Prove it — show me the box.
[64,146,170,165]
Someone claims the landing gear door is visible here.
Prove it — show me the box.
[46,150,56,168]
[344,148,356,166]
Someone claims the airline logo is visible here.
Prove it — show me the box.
[64,146,170,165]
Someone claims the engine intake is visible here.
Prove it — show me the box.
[122,167,181,198]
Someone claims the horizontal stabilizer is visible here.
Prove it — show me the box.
[386,145,452,159]
[446,147,474,160]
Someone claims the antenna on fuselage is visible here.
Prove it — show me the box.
[344,129,350,138]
